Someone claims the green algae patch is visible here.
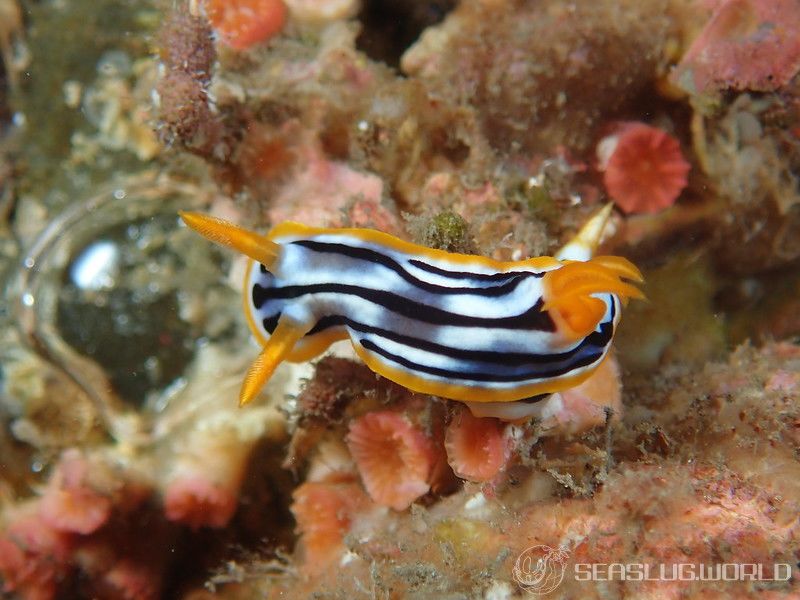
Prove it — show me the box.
[405,210,477,254]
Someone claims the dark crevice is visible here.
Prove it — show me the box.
[356,0,457,69]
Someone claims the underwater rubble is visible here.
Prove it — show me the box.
[0,0,798,598]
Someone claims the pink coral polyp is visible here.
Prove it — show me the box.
[0,505,71,600]
[601,122,690,214]
[35,450,113,536]
[39,451,112,535]
[445,407,508,482]
[346,411,435,511]
[206,0,287,51]
[40,487,112,536]
[291,479,367,568]
[163,477,237,529]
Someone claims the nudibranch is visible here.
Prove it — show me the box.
[179,206,643,417]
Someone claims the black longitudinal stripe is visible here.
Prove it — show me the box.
[252,283,556,331]
[358,337,605,383]
[293,240,532,297]
[305,314,610,367]
[519,394,550,404]
[262,313,280,334]
[408,258,545,282]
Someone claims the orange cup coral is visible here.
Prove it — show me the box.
[346,411,436,511]
[291,479,368,570]
[536,354,623,436]
[598,122,690,214]
[444,407,509,482]
[206,0,287,51]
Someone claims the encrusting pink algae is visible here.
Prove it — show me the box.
[0,0,799,597]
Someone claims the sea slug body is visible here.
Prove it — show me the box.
[179,207,643,413]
